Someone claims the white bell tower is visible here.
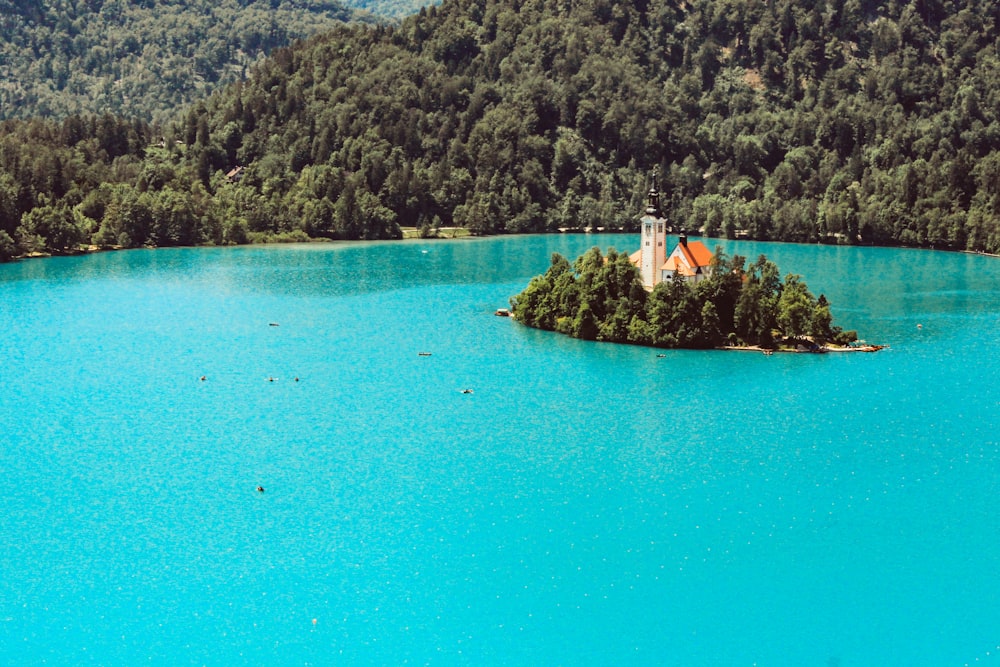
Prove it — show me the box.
[639,172,667,290]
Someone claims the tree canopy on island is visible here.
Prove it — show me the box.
[3,0,1000,259]
[510,248,857,349]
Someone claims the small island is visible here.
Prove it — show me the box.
[510,246,865,352]
[510,178,872,352]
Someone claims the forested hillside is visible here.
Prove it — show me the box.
[2,0,1000,261]
[341,0,437,19]
[0,0,374,122]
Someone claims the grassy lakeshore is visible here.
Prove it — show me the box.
[400,227,472,239]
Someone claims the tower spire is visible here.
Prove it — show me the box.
[645,166,660,216]
[638,168,667,290]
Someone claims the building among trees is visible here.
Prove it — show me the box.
[629,177,714,290]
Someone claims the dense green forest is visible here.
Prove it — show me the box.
[510,248,858,349]
[342,0,437,19]
[0,0,375,122]
[3,0,1000,261]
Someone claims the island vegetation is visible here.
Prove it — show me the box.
[510,248,859,350]
[2,0,1000,261]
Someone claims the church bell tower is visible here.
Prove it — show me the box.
[639,171,667,290]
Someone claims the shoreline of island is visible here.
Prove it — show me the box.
[718,343,887,354]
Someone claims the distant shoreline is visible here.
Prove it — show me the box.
[399,226,472,240]
[10,229,477,262]
[9,231,1000,264]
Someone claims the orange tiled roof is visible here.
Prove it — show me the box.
[632,240,713,279]
[675,240,712,270]
[662,256,696,277]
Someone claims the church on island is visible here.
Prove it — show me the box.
[629,179,714,290]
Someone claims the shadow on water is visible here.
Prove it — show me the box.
[0,236,637,297]
[5,237,1000,335]
[4,234,1000,666]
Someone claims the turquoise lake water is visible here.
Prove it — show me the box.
[1,235,999,666]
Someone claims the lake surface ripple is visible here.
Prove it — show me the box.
[2,236,999,666]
